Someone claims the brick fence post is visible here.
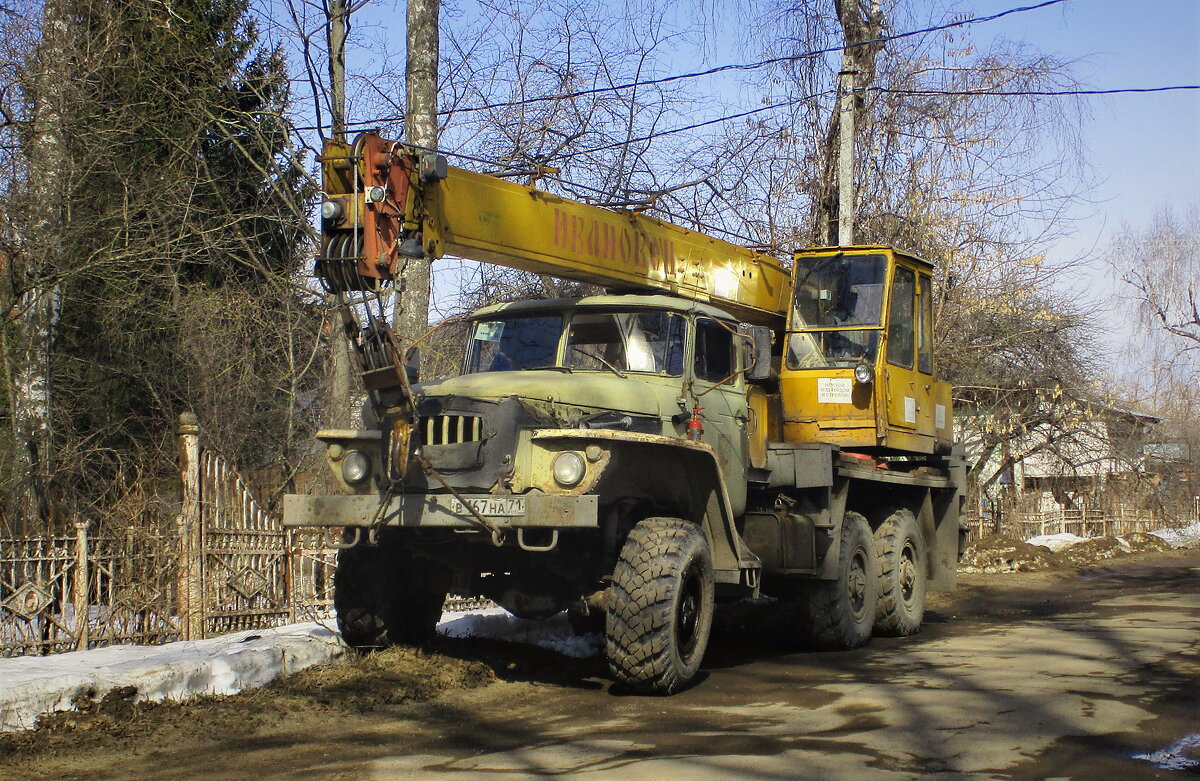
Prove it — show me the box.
[177,412,204,640]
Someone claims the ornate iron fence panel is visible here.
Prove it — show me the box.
[198,451,291,636]
[87,530,182,648]
[0,534,79,657]
[288,528,338,624]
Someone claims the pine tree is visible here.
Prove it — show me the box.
[3,0,318,528]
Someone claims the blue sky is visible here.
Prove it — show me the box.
[969,0,1199,323]
[335,0,1198,352]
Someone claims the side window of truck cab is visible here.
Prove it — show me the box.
[693,318,737,383]
[917,273,933,375]
[886,266,915,369]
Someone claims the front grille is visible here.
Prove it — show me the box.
[423,414,483,445]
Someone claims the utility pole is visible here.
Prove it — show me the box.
[836,60,856,247]
[828,0,883,248]
[329,0,348,141]
[398,0,439,346]
[327,0,353,426]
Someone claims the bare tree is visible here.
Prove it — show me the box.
[1111,205,1200,369]
[0,0,321,533]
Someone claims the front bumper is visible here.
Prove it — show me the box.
[281,492,599,529]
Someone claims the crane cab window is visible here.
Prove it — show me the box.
[465,314,562,373]
[917,273,933,374]
[786,252,886,370]
[791,252,887,328]
[565,311,685,375]
[886,266,915,369]
[694,318,736,383]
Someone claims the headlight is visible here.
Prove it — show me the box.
[854,362,875,385]
[552,451,586,487]
[367,185,386,203]
[342,450,372,485]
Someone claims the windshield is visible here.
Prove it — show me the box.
[792,253,887,328]
[787,330,879,370]
[565,311,685,375]
[465,314,563,373]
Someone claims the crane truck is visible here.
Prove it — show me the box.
[283,131,966,694]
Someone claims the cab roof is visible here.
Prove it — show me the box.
[469,293,739,322]
[797,244,933,272]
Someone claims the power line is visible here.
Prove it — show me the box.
[433,0,1073,117]
[542,91,833,162]
[873,85,1199,97]
[294,0,1073,131]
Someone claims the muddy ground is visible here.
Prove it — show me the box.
[2,547,1198,780]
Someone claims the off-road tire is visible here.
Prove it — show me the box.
[796,511,878,650]
[606,518,714,695]
[873,507,926,637]
[334,540,446,650]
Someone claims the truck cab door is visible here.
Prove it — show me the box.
[881,264,938,449]
[692,317,749,516]
[915,272,937,438]
[883,265,919,433]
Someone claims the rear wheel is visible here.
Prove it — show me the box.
[873,508,926,636]
[606,518,714,695]
[795,511,878,650]
[334,537,447,650]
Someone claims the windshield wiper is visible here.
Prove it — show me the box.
[570,346,628,378]
[528,365,572,372]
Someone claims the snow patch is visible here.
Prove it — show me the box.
[0,623,345,731]
[437,607,602,659]
[1133,732,1200,770]
[1149,521,1200,548]
[1023,522,1200,551]
[1,606,601,732]
[1024,533,1087,552]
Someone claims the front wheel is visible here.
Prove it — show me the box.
[334,538,447,650]
[606,518,715,695]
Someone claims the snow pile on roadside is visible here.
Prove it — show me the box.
[0,605,600,732]
[958,535,1057,573]
[1023,523,1200,553]
[0,622,345,732]
[1024,532,1087,552]
[1150,521,1200,548]
[438,607,602,659]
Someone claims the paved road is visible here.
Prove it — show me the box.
[10,550,1200,779]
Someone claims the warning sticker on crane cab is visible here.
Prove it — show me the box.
[817,377,854,404]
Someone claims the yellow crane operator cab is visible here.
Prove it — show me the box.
[779,246,954,456]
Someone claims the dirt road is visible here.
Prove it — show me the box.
[4,549,1198,780]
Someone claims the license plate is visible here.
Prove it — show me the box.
[448,496,526,517]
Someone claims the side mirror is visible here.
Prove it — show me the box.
[740,325,774,382]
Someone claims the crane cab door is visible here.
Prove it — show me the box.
[880,263,936,449]
[692,316,749,517]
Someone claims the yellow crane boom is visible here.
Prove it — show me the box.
[318,132,791,326]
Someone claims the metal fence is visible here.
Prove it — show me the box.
[0,525,184,657]
[0,415,338,658]
[963,505,1198,543]
[0,413,494,659]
